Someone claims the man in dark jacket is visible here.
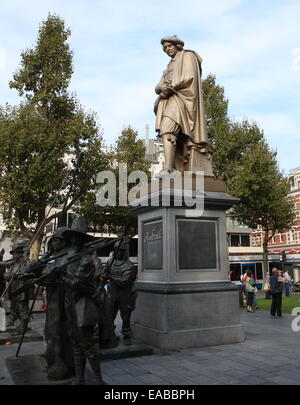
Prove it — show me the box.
[270,268,284,317]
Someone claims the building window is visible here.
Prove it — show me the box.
[230,234,240,247]
[229,263,242,281]
[229,234,250,247]
[291,229,295,241]
[241,235,250,246]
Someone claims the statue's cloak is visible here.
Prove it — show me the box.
[155,50,208,148]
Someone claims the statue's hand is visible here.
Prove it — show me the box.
[155,83,165,94]
[166,134,177,145]
[164,86,175,96]
[159,85,175,99]
[156,83,172,94]
[160,92,169,99]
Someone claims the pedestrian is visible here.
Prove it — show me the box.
[263,272,271,299]
[240,271,247,306]
[253,275,259,310]
[283,270,292,297]
[270,268,284,317]
[241,268,258,309]
[245,269,256,313]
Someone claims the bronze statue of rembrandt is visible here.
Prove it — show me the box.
[154,35,209,176]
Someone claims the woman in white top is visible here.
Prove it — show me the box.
[283,270,292,297]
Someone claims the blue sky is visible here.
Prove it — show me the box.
[0,0,300,174]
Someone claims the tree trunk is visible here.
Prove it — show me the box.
[29,229,44,260]
[262,229,269,280]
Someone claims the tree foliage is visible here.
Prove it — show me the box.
[0,14,107,257]
[77,126,151,234]
[227,140,295,276]
[202,74,295,277]
[203,74,263,181]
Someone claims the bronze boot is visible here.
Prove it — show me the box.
[72,350,86,385]
[86,347,106,385]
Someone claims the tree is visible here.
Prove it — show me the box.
[202,74,263,181]
[202,75,294,278]
[0,14,108,258]
[77,126,151,235]
[227,140,295,277]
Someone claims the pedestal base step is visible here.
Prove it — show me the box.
[0,330,43,345]
[100,340,153,360]
[6,355,82,385]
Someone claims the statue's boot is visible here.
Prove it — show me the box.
[123,336,132,346]
[48,357,70,381]
[10,329,22,336]
[6,314,17,329]
[162,133,177,173]
[86,347,107,385]
[122,325,132,346]
[10,319,28,336]
[72,351,86,385]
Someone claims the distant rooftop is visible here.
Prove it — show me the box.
[289,167,300,175]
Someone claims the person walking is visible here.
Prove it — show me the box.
[240,271,247,307]
[270,268,284,317]
[264,272,271,299]
[245,269,256,313]
[283,270,292,297]
[241,268,258,309]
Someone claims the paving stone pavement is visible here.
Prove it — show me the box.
[1,308,300,385]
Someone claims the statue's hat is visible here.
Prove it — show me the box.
[161,35,184,47]
[47,226,69,250]
[10,239,29,254]
[62,218,97,244]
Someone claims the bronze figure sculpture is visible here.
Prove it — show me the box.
[4,241,31,336]
[57,219,106,385]
[154,35,209,176]
[104,239,137,346]
[40,228,75,380]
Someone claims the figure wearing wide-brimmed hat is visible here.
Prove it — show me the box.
[4,239,31,334]
[37,226,75,381]
[61,218,97,244]
[57,218,106,385]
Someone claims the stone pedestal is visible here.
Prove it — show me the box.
[130,181,245,351]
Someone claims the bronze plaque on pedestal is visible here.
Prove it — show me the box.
[143,220,163,270]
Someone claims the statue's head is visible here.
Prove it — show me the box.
[61,218,97,249]
[113,238,129,260]
[10,239,29,259]
[161,35,184,58]
[50,236,68,253]
[48,226,69,253]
